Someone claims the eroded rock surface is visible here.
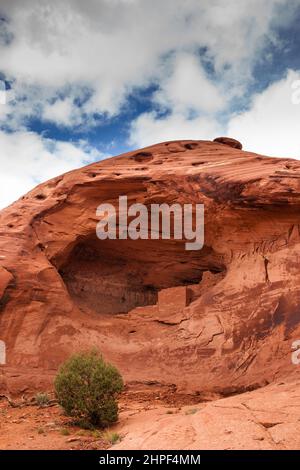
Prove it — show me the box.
[0,139,300,403]
[114,379,300,450]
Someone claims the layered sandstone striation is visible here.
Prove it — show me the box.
[1,138,300,401]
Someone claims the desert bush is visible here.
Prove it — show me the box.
[60,428,70,436]
[54,350,123,427]
[35,392,50,407]
[103,431,121,445]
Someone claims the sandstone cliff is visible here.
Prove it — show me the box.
[1,138,300,399]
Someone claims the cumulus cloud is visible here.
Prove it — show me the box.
[0,0,296,125]
[0,131,103,208]
[227,70,300,157]
[154,53,225,115]
[130,112,222,148]
[0,0,300,206]
[42,97,82,127]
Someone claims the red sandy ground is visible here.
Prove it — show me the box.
[0,384,201,450]
[1,379,300,450]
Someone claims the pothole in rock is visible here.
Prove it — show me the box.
[56,237,225,315]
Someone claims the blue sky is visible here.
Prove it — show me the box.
[1,0,300,208]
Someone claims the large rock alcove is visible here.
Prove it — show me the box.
[57,236,225,315]
[2,139,300,396]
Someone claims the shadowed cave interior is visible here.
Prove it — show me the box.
[58,236,225,315]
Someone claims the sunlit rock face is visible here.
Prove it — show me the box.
[1,138,300,396]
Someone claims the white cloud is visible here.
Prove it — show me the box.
[0,0,296,124]
[154,53,225,115]
[0,0,299,208]
[0,130,103,208]
[42,97,82,127]
[129,111,222,148]
[130,68,300,153]
[129,52,225,148]
[227,70,300,158]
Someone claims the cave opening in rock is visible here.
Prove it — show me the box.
[57,235,225,315]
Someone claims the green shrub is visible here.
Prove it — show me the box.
[54,350,123,427]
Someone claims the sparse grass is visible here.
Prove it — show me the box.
[76,429,89,437]
[185,408,198,415]
[35,392,50,407]
[103,431,121,445]
[92,429,102,439]
[60,428,70,436]
[37,427,45,435]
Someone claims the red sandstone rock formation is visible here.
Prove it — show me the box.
[1,138,300,400]
[213,136,243,149]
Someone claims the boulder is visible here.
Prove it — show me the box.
[213,136,243,149]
